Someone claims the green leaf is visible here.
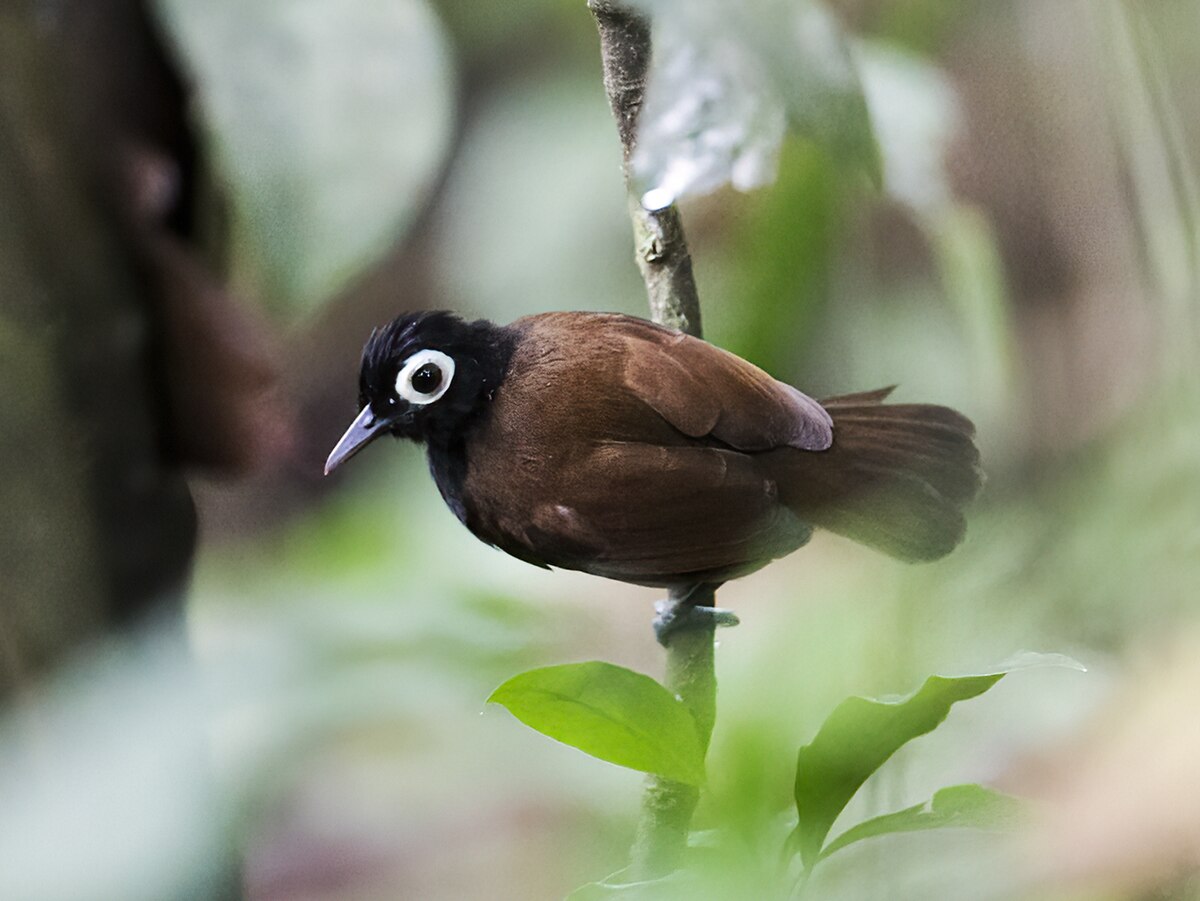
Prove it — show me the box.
[487,662,706,786]
[819,784,1027,861]
[791,654,1083,868]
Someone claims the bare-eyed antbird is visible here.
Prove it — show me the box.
[325,312,981,642]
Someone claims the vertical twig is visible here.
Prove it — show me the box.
[588,1,717,879]
[589,0,703,337]
[628,585,718,877]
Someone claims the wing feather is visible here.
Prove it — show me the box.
[612,317,833,451]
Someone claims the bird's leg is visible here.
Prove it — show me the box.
[653,583,739,647]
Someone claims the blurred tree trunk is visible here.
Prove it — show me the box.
[0,0,196,709]
[0,5,277,894]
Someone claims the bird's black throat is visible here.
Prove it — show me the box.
[423,322,516,524]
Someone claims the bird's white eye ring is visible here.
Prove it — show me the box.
[396,349,455,405]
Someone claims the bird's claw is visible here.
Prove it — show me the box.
[653,599,740,647]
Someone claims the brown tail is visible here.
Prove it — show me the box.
[776,387,983,562]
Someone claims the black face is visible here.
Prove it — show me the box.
[360,310,514,443]
[325,311,512,474]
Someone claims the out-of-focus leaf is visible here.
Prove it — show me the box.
[819,784,1027,860]
[854,40,1024,437]
[153,0,455,315]
[707,139,842,379]
[432,73,646,321]
[566,850,758,901]
[872,1,971,56]
[566,869,692,900]
[487,662,706,785]
[928,204,1021,439]
[856,41,959,215]
[791,654,1084,868]
[627,0,877,210]
[437,0,588,63]
[0,628,233,901]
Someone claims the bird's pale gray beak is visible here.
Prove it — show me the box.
[324,406,388,475]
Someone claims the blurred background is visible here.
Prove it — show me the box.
[2,0,1199,898]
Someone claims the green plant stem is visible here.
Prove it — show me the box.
[588,2,719,879]
[628,588,718,878]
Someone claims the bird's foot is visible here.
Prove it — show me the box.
[653,599,740,647]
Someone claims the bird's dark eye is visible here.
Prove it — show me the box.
[411,362,442,395]
[396,349,455,405]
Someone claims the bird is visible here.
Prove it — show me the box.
[325,311,982,643]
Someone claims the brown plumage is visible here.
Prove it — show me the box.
[326,311,982,592]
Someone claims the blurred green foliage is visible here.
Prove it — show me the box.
[705,140,845,381]
[4,0,1199,898]
[155,0,456,316]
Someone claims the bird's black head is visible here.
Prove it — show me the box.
[325,311,512,474]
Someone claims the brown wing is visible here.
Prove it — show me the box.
[612,316,833,451]
[509,312,832,452]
